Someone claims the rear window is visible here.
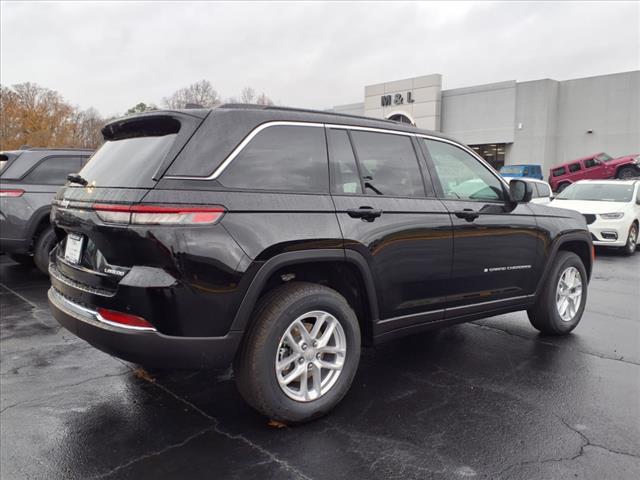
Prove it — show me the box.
[79,117,180,188]
[23,156,82,184]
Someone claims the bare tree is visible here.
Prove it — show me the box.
[240,86,256,104]
[256,92,274,106]
[162,80,220,109]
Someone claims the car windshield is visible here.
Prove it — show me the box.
[596,153,614,162]
[500,166,524,174]
[555,183,634,202]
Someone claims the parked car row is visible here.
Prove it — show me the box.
[0,148,94,272]
[498,152,640,193]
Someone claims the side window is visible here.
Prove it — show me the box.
[531,183,541,198]
[219,125,328,192]
[539,183,551,197]
[584,158,598,169]
[568,163,581,173]
[552,167,566,177]
[349,131,425,197]
[327,129,362,194]
[423,139,505,201]
[22,156,82,184]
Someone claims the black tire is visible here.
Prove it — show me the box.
[622,222,638,256]
[527,251,588,335]
[616,166,637,180]
[556,182,570,193]
[9,253,34,266]
[234,282,361,424]
[33,226,57,275]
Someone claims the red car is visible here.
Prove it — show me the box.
[549,152,640,192]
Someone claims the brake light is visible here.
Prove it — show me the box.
[97,308,156,331]
[0,189,24,197]
[92,204,226,225]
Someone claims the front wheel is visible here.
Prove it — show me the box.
[622,222,638,256]
[527,251,588,335]
[234,282,361,424]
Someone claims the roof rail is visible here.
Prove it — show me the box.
[216,103,400,125]
[24,147,94,151]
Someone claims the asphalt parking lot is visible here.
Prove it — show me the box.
[1,250,639,480]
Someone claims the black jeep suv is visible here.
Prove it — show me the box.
[48,106,593,423]
[0,148,93,273]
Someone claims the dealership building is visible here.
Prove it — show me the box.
[329,70,639,176]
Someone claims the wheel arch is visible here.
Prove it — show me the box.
[24,206,52,250]
[535,232,593,295]
[230,249,379,344]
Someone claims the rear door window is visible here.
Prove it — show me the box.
[218,125,328,193]
[327,129,362,194]
[350,131,425,197]
[568,163,581,173]
[23,156,82,184]
[552,167,566,177]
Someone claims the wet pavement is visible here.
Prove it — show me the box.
[1,250,639,480]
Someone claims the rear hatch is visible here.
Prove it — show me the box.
[51,111,208,290]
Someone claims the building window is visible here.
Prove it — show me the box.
[387,113,414,125]
[469,144,506,170]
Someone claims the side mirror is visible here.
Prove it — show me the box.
[509,179,533,203]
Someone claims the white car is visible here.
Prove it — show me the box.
[549,180,640,255]
[509,178,553,204]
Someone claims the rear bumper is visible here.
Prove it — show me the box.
[48,287,243,369]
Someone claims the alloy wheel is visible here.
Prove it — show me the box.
[556,266,583,322]
[275,310,346,402]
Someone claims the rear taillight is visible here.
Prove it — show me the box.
[92,204,226,225]
[0,189,24,197]
[97,308,156,331]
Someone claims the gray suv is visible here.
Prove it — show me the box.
[0,148,93,273]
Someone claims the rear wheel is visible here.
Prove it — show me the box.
[556,182,570,193]
[527,251,588,335]
[234,282,361,424]
[616,166,637,180]
[33,226,57,275]
[9,253,34,266]
[622,222,638,256]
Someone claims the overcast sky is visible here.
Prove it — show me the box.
[1,1,638,117]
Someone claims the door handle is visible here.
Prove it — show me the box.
[454,209,479,222]
[347,206,383,222]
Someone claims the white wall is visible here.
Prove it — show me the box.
[440,81,516,145]
[555,71,640,164]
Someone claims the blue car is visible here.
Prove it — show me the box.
[499,164,544,180]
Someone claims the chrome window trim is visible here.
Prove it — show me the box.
[165,121,324,181]
[163,120,508,190]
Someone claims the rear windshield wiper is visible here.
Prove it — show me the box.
[67,173,88,186]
